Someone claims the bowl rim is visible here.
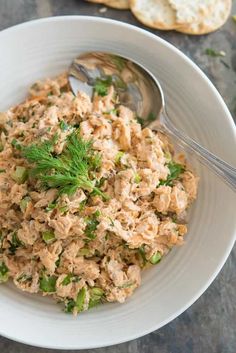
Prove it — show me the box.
[0,15,235,350]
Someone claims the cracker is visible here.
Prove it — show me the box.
[130,0,178,30]
[104,0,130,9]
[176,0,232,35]
[169,0,214,25]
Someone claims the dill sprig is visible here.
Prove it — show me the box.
[22,131,108,199]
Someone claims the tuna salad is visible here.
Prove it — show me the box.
[0,73,198,314]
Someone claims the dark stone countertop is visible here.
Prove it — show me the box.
[0,1,235,352]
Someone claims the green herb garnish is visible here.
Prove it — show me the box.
[22,131,108,199]
[84,211,100,240]
[232,15,236,22]
[0,168,5,173]
[159,161,184,186]
[0,262,9,283]
[39,274,57,293]
[205,48,226,57]
[0,143,3,152]
[94,76,112,97]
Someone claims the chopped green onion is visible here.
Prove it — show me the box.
[134,173,141,184]
[89,287,104,309]
[42,231,55,244]
[45,202,57,212]
[94,210,101,218]
[79,199,87,211]
[104,108,118,115]
[11,138,22,150]
[77,248,91,256]
[118,281,134,289]
[20,196,31,212]
[17,273,32,283]
[9,232,22,254]
[108,217,115,227]
[18,116,27,123]
[61,274,73,286]
[164,151,172,162]
[90,287,104,297]
[0,143,3,152]
[136,116,144,127]
[76,287,86,312]
[39,274,57,292]
[64,298,75,313]
[233,15,236,22]
[88,299,101,309]
[0,261,9,283]
[150,251,162,265]
[138,245,147,266]
[59,120,70,131]
[59,205,68,214]
[11,166,28,184]
[0,168,5,173]
[115,151,125,164]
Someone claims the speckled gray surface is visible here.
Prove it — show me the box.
[0,1,236,352]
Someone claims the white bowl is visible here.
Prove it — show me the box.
[0,16,235,350]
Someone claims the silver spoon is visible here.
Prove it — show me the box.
[68,52,236,191]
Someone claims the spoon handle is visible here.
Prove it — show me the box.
[162,113,236,192]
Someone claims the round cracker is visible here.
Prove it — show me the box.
[176,0,232,35]
[169,0,215,25]
[104,0,130,9]
[130,0,178,30]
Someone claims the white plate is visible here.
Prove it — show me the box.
[0,16,235,350]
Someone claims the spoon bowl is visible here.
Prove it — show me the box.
[69,51,236,191]
[69,52,164,126]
